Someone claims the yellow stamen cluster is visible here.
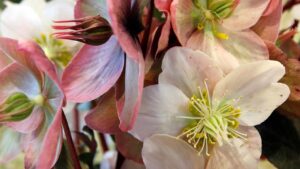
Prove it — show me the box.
[177,82,246,155]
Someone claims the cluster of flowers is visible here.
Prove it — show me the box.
[0,0,294,168]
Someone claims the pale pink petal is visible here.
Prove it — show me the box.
[142,134,205,169]
[187,29,269,74]
[186,31,240,74]
[121,160,145,169]
[115,132,143,163]
[207,127,261,169]
[238,83,289,126]
[75,0,109,20]
[0,63,40,103]
[117,56,144,131]
[213,61,289,126]
[252,0,282,42]
[170,0,196,45]
[107,0,143,62]
[6,107,44,133]
[159,47,223,97]
[85,89,120,134]
[222,0,271,31]
[130,84,189,141]
[62,36,124,102]
[0,127,22,163]
[157,14,171,54]
[218,28,269,64]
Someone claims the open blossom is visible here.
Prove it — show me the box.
[0,38,64,169]
[53,0,145,131]
[171,0,271,73]
[130,47,290,168]
[0,0,77,68]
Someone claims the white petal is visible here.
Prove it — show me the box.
[291,4,300,20]
[159,47,223,97]
[207,127,261,169]
[42,0,75,35]
[0,4,43,40]
[142,134,204,169]
[213,61,289,126]
[130,84,189,141]
[0,126,22,163]
[213,60,285,101]
[121,160,145,169]
[238,83,290,126]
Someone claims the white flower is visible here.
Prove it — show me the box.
[0,0,77,67]
[130,47,290,169]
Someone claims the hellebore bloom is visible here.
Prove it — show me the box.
[0,38,64,169]
[171,0,270,73]
[55,0,145,131]
[130,47,290,168]
[0,0,77,68]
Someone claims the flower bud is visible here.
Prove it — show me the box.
[53,15,113,46]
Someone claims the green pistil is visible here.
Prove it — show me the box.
[35,34,72,68]
[192,0,236,40]
[177,83,246,155]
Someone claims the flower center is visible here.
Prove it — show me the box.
[177,82,246,155]
[192,0,238,40]
[35,34,72,68]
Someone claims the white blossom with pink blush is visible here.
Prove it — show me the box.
[130,47,290,169]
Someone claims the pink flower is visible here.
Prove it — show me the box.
[170,0,271,73]
[0,38,64,169]
[57,0,145,131]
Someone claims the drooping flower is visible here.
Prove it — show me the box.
[130,47,290,168]
[0,0,77,68]
[54,0,145,131]
[0,37,64,169]
[171,0,271,73]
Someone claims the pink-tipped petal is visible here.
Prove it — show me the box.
[36,109,63,169]
[18,41,60,86]
[75,0,108,20]
[155,0,172,12]
[222,0,271,31]
[117,56,145,131]
[62,36,124,102]
[170,0,195,45]
[6,107,44,134]
[85,89,121,134]
[107,0,143,62]
[115,132,143,163]
[252,0,282,43]
[0,38,42,81]
[262,0,279,16]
